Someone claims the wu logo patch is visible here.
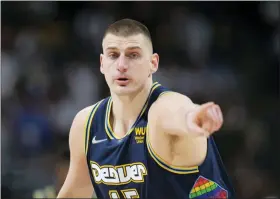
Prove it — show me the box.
[134,127,147,144]
[189,176,228,199]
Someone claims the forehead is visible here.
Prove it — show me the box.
[102,34,150,51]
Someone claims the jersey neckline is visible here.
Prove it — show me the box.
[104,82,161,140]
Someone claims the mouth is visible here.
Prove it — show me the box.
[115,77,130,86]
[117,78,129,81]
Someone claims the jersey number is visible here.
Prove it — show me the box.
[109,189,139,198]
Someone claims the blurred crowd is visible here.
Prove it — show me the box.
[1,2,279,199]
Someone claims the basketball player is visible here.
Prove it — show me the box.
[57,19,235,199]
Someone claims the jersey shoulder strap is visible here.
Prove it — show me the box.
[143,82,171,118]
[84,98,108,155]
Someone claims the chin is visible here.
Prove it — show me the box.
[113,87,136,96]
[112,84,140,96]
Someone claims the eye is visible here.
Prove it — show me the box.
[129,53,139,59]
[108,53,119,59]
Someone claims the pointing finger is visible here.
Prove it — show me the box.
[196,102,215,118]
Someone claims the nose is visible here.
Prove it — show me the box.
[116,54,128,72]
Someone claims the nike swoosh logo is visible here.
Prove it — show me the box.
[92,136,107,144]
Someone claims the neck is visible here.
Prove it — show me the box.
[110,80,153,136]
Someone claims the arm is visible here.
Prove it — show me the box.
[149,92,223,137]
[57,106,96,198]
[148,92,223,163]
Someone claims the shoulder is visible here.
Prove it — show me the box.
[75,100,103,125]
[148,91,195,118]
[68,99,106,154]
[69,99,105,139]
[157,91,193,105]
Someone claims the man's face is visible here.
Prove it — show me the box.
[100,33,159,96]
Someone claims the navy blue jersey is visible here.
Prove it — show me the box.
[85,82,235,199]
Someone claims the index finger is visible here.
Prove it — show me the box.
[196,102,215,117]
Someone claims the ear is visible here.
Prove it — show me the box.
[100,54,104,74]
[150,53,159,74]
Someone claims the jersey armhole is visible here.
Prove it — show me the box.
[146,91,199,175]
[84,100,104,156]
[146,125,199,174]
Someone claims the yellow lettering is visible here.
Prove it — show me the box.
[135,127,146,136]
[135,128,143,135]
[142,127,146,135]
[136,140,143,144]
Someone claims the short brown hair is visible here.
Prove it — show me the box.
[103,18,153,49]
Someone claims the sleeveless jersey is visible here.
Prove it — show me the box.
[85,82,235,199]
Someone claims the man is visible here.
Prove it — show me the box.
[57,18,235,199]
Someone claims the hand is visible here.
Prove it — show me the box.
[186,102,223,137]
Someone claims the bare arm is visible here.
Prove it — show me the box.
[149,92,222,137]
[148,92,223,163]
[57,106,95,198]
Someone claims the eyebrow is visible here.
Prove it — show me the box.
[105,46,142,51]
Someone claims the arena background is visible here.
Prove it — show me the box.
[1,1,279,199]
